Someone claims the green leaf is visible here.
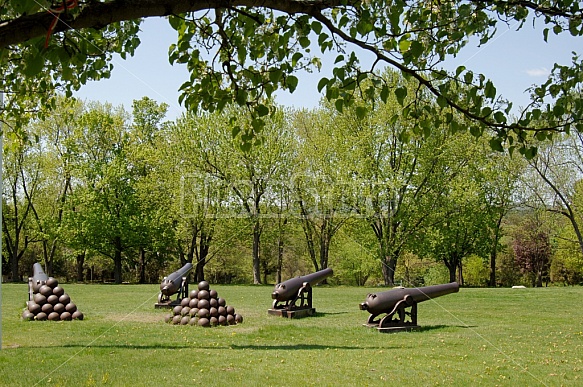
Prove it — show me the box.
[355,106,367,119]
[255,104,269,117]
[484,81,496,100]
[286,75,299,93]
[399,39,412,53]
[380,85,389,103]
[311,21,322,35]
[394,87,407,105]
[436,95,448,108]
[299,37,310,48]
[317,77,329,93]
[489,138,504,152]
[23,54,44,77]
[335,98,344,113]
[232,125,241,138]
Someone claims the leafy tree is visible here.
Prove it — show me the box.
[23,97,84,277]
[292,108,350,274]
[184,106,293,284]
[522,133,583,260]
[1,1,582,152]
[2,132,39,280]
[64,102,143,284]
[327,71,462,286]
[512,212,552,287]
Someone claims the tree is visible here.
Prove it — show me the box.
[522,133,583,259]
[2,132,38,281]
[65,101,143,284]
[183,106,293,284]
[1,2,582,153]
[292,108,350,274]
[512,212,552,287]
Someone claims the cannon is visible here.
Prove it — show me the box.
[359,282,459,332]
[28,262,49,301]
[268,267,333,318]
[155,263,193,308]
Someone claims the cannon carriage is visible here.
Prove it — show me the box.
[268,267,333,318]
[359,282,459,332]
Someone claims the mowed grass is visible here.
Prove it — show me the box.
[1,283,582,386]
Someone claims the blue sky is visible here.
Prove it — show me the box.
[74,17,581,121]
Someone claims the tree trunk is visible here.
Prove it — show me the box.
[276,235,284,284]
[76,252,85,282]
[113,236,123,284]
[252,218,261,284]
[488,214,504,287]
[138,248,146,284]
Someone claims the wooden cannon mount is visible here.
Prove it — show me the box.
[268,268,333,319]
[155,262,193,308]
[359,282,459,332]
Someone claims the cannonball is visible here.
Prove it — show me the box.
[31,281,43,293]
[226,314,235,325]
[197,308,209,319]
[65,303,77,313]
[60,312,72,321]
[173,305,182,316]
[53,303,65,314]
[48,312,60,321]
[33,293,47,306]
[189,289,199,299]
[209,316,218,326]
[71,310,84,320]
[217,297,226,307]
[39,285,53,297]
[188,317,198,326]
[47,294,59,305]
[189,298,198,308]
[209,289,218,299]
[164,314,173,323]
[52,286,64,297]
[218,315,227,326]
[189,308,199,317]
[226,305,235,315]
[197,299,210,310]
[209,307,218,318]
[181,306,191,316]
[22,310,35,321]
[172,315,182,325]
[217,306,227,316]
[209,298,218,308]
[197,289,209,300]
[180,297,190,307]
[35,312,47,321]
[41,303,53,314]
[46,277,59,289]
[59,293,70,305]
[197,281,210,291]
[197,318,210,327]
[28,302,41,315]
[235,314,243,324]
[180,316,190,325]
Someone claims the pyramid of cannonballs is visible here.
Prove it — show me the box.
[23,276,84,321]
[165,280,242,327]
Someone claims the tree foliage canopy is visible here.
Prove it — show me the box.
[1,1,583,153]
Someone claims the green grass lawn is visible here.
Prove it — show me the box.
[1,283,582,386]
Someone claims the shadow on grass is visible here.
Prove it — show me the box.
[229,343,402,350]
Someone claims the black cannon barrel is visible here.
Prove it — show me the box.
[32,262,49,283]
[160,263,193,296]
[359,282,459,315]
[272,267,333,302]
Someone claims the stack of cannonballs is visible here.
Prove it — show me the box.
[165,280,242,327]
[23,276,84,321]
